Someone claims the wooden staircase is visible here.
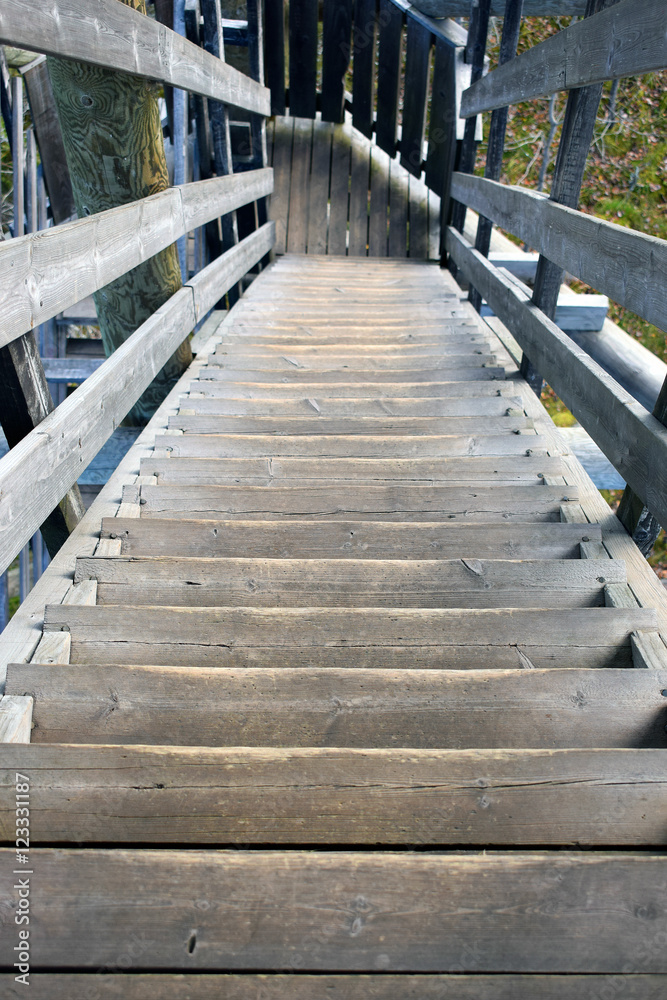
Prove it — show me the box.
[2,255,667,995]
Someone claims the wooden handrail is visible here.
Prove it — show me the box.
[447,226,667,530]
[0,168,273,350]
[0,0,270,116]
[0,223,275,576]
[461,0,667,117]
[451,172,667,335]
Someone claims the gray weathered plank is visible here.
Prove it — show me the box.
[178,395,519,417]
[167,415,530,436]
[2,745,664,845]
[10,665,665,745]
[446,227,667,530]
[461,0,667,118]
[268,117,293,253]
[40,606,652,669]
[286,117,312,254]
[0,0,270,114]
[306,119,334,254]
[76,555,621,609]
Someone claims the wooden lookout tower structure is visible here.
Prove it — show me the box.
[1,0,667,995]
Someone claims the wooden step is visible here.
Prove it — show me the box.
[214,339,495,353]
[216,331,491,344]
[154,433,548,459]
[76,556,623,608]
[125,484,573,522]
[101,516,599,560]
[1,974,663,1000]
[167,415,533,436]
[180,395,525,417]
[40,606,653,668]
[211,349,498,366]
[4,745,666,846]
[198,366,507,382]
[141,455,566,485]
[0,848,665,972]
[10,664,667,747]
[193,380,519,398]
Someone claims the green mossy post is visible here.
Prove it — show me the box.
[47,0,192,425]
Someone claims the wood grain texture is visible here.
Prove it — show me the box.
[0,974,664,1000]
[2,745,665,845]
[288,0,318,118]
[376,0,404,157]
[446,227,667,529]
[0,0,270,114]
[322,0,353,123]
[461,0,667,117]
[400,18,431,177]
[76,555,621,608]
[9,664,667,746]
[40,605,652,669]
[0,695,32,742]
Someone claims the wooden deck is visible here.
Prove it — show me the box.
[2,254,667,992]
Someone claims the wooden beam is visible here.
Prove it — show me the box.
[0,168,273,350]
[19,56,74,223]
[0,223,275,575]
[446,226,667,531]
[461,0,667,118]
[0,0,270,116]
[408,0,586,12]
[0,695,32,742]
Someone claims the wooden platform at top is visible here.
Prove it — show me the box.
[267,116,441,258]
[2,255,667,995]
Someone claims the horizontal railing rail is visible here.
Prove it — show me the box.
[461,0,667,117]
[0,168,273,350]
[447,226,667,531]
[0,223,275,575]
[0,0,270,116]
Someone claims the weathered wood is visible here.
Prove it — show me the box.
[368,144,390,256]
[264,0,286,115]
[192,380,518,398]
[20,56,74,223]
[77,555,620,609]
[388,154,410,255]
[0,169,271,350]
[176,394,520,417]
[268,117,293,253]
[452,173,667,336]
[286,117,312,254]
[209,351,498,370]
[200,366,506,382]
[376,0,404,157]
[0,0,270,115]
[307,119,334,255]
[39,605,652,670]
[446,227,667,531]
[168,415,529,437]
[3,745,666,845]
[425,36,457,222]
[322,0,353,123]
[460,0,667,118]
[348,129,370,255]
[0,226,274,575]
[352,0,377,138]
[288,0,318,118]
[0,974,664,1000]
[11,664,665,744]
[400,19,431,177]
[126,483,569,521]
[2,848,667,971]
[0,695,32,742]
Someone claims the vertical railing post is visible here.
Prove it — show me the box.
[173,0,189,281]
[469,0,523,312]
[617,376,667,555]
[426,37,458,258]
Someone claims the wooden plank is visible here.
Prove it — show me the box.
[176,394,520,417]
[199,366,506,382]
[285,117,313,254]
[4,744,666,845]
[268,117,293,253]
[0,974,663,1000]
[306,119,333,254]
[352,0,377,138]
[400,19,431,177]
[376,0,404,157]
[208,352,499,370]
[0,226,274,574]
[368,144,390,256]
[288,0,318,118]
[327,122,351,254]
[40,606,652,670]
[446,227,667,531]
[452,172,667,337]
[0,0,270,115]
[20,56,74,224]
[0,168,273,349]
[409,175,429,259]
[128,483,569,521]
[0,695,32,743]
[264,0,286,115]
[322,0,353,123]
[77,556,621,609]
[388,154,410,256]
[2,848,667,971]
[461,0,667,118]
[152,432,544,458]
[11,664,665,745]
[168,415,530,436]
[347,129,370,255]
[102,516,598,562]
[192,380,518,397]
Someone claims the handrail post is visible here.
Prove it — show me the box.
[617,376,667,555]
